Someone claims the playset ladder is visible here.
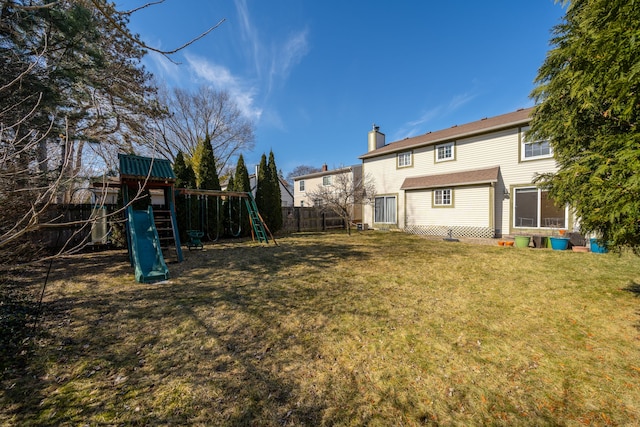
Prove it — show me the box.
[153,208,183,262]
[244,193,269,243]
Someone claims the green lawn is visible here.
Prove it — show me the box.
[2,231,640,425]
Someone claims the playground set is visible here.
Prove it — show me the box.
[118,154,274,283]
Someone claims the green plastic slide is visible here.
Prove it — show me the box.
[127,206,169,283]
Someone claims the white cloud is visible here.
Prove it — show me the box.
[234,0,308,94]
[234,0,261,75]
[140,37,184,85]
[393,91,477,140]
[185,53,262,121]
[173,0,308,129]
[277,30,309,78]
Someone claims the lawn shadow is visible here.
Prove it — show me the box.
[2,236,372,425]
[0,262,52,426]
[623,281,640,297]
[623,281,640,332]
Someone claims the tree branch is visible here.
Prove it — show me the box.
[89,0,225,64]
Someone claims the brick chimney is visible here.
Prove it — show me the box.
[322,163,328,172]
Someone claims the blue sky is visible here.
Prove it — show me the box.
[118,0,566,175]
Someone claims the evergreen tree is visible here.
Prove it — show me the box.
[195,134,221,239]
[1,0,162,254]
[222,175,234,237]
[234,154,252,194]
[173,151,196,189]
[173,151,196,239]
[267,150,283,232]
[530,0,640,252]
[233,154,252,237]
[254,153,270,228]
[196,134,221,191]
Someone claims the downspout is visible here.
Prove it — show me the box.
[489,182,496,237]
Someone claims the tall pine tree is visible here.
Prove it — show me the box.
[254,153,270,229]
[267,150,283,232]
[222,175,234,237]
[234,154,252,194]
[197,134,221,191]
[196,134,221,239]
[174,151,196,189]
[173,151,196,239]
[530,0,640,252]
[233,154,252,237]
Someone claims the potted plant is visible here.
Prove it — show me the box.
[549,230,569,250]
[549,236,570,250]
[589,237,609,254]
[514,235,531,248]
[548,227,570,250]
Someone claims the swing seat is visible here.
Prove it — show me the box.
[187,230,204,250]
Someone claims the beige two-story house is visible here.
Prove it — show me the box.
[360,107,568,238]
[293,164,363,224]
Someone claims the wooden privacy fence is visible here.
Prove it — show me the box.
[31,204,124,250]
[28,204,345,251]
[281,207,345,233]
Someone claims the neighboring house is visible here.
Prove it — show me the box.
[360,107,566,238]
[248,174,294,207]
[221,173,294,207]
[293,164,363,223]
[90,176,165,206]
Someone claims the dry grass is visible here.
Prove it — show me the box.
[2,231,640,426]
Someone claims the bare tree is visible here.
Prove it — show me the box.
[306,166,376,235]
[0,0,222,260]
[148,86,255,172]
[285,164,321,188]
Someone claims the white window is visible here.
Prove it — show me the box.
[514,187,566,228]
[397,151,412,168]
[521,126,552,160]
[323,175,332,186]
[299,180,305,192]
[434,189,452,206]
[374,196,396,224]
[435,142,455,162]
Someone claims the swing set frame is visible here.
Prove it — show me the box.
[177,189,276,247]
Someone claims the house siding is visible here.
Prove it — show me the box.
[362,112,563,238]
[405,186,494,238]
[293,166,363,223]
[406,186,490,227]
[294,175,326,207]
[363,156,408,228]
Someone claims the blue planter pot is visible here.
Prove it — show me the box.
[590,238,609,254]
[549,236,570,251]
